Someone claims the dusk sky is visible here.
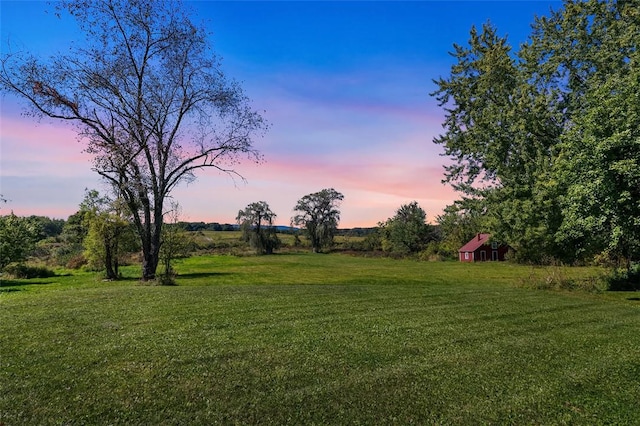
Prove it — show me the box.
[1,0,561,228]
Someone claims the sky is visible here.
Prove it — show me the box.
[0,0,562,228]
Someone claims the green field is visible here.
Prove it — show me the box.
[1,254,639,424]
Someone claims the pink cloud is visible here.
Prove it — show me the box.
[171,149,458,227]
[1,114,93,177]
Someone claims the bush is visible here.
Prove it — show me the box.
[418,242,447,262]
[66,254,88,270]
[608,264,640,291]
[3,263,56,279]
[52,243,84,267]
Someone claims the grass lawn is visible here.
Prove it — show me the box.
[1,254,639,424]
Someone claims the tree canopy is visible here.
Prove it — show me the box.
[0,0,267,280]
[0,213,41,270]
[432,0,640,267]
[292,188,344,253]
[380,202,435,255]
[236,201,280,255]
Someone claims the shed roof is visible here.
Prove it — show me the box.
[459,233,491,252]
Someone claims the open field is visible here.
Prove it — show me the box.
[189,230,366,253]
[1,254,639,424]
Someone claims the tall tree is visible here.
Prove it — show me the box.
[0,0,267,279]
[292,188,344,253]
[236,201,280,255]
[547,1,640,269]
[432,22,565,262]
[432,24,522,195]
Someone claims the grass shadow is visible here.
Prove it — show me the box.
[0,279,56,287]
[0,287,24,293]
[176,272,234,279]
[115,276,146,282]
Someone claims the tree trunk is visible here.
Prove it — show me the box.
[104,239,117,280]
[141,248,159,280]
[141,210,163,281]
[139,225,157,281]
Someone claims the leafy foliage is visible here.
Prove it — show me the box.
[552,5,640,269]
[433,0,640,265]
[236,201,280,255]
[159,202,194,283]
[81,190,139,279]
[379,202,435,255]
[52,210,89,268]
[292,188,344,253]
[0,213,41,270]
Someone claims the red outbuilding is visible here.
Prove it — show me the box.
[459,233,509,262]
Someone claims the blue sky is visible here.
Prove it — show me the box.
[0,0,561,227]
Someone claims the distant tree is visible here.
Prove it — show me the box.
[208,223,223,231]
[0,0,267,280]
[236,201,280,255]
[52,210,90,267]
[0,213,41,270]
[292,188,344,253]
[82,189,138,280]
[380,201,435,255]
[26,216,65,240]
[61,211,90,246]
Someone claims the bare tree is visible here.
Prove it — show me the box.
[0,0,267,279]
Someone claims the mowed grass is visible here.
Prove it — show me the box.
[1,254,639,425]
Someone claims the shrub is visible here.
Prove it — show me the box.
[3,263,56,279]
[52,243,84,267]
[66,254,88,270]
[418,242,447,262]
[155,272,177,286]
[608,264,640,291]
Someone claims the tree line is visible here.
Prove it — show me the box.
[0,188,342,279]
[0,184,482,282]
